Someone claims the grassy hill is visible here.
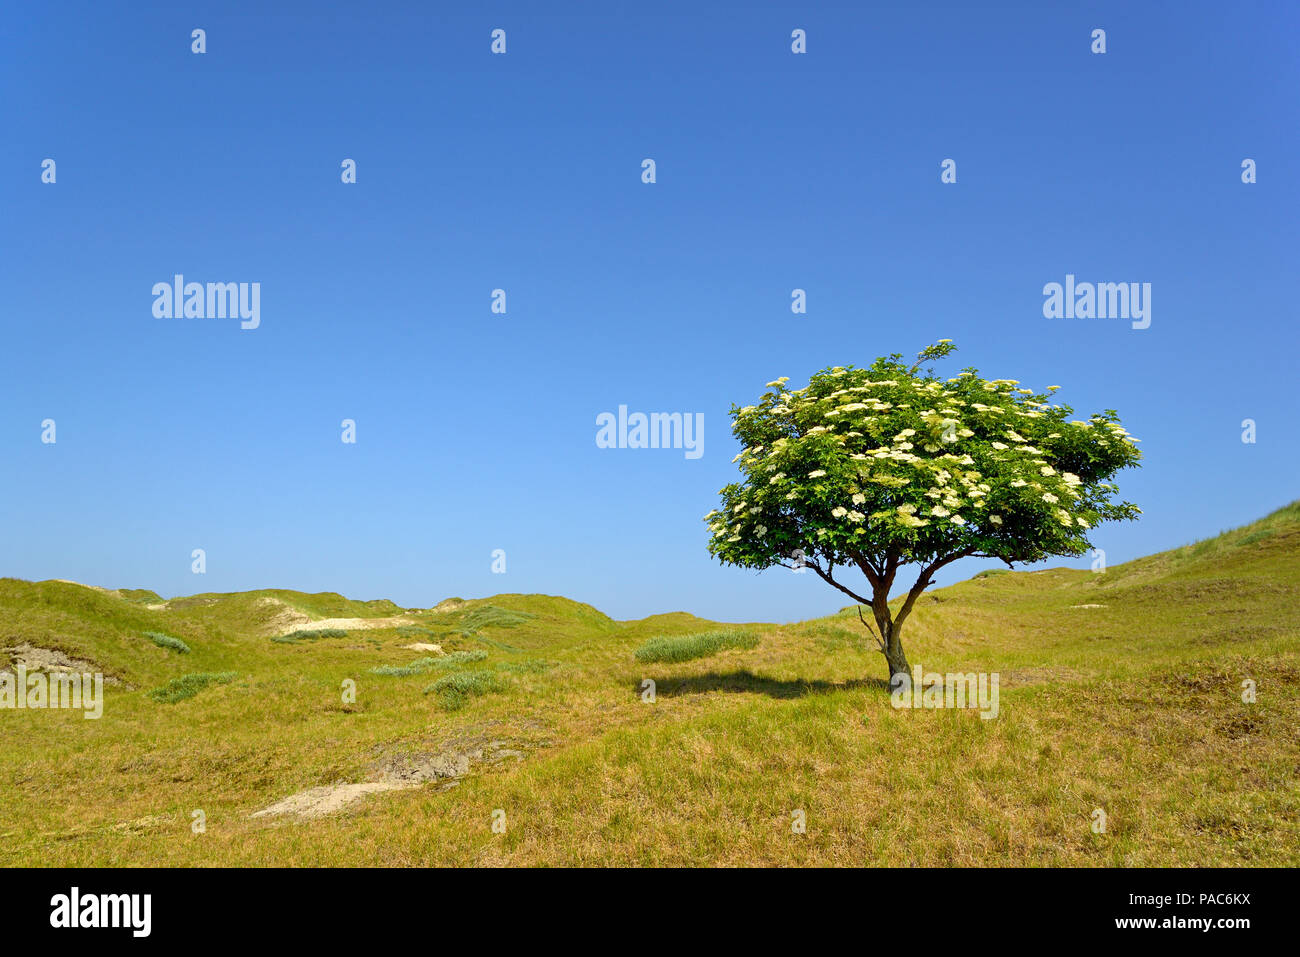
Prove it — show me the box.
[1,503,1297,866]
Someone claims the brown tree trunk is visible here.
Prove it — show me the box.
[872,603,910,683]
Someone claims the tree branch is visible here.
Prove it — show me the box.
[892,547,976,631]
[856,605,886,653]
[805,559,873,607]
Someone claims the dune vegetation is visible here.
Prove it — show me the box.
[0,503,1296,865]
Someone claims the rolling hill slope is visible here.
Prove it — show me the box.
[1,502,1296,866]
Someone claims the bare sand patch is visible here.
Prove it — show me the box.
[2,643,129,687]
[280,615,415,636]
[250,739,524,820]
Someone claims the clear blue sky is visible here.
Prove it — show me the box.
[2,1,1296,622]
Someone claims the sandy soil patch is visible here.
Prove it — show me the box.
[2,643,129,687]
[280,615,415,636]
[251,739,524,820]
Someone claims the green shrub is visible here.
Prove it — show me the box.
[144,631,190,654]
[634,629,759,664]
[147,672,236,704]
[423,670,506,710]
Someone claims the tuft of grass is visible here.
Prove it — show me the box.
[423,670,506,710]
[434,650,488,667]
[371,650,489,676]
[396,625,438,638]
[1237,528,1276,547]
[273,628,348,644]
[369,657,440,677]
[497,658,553,674]
[634,629,759,664]
[143,631,190,654]
[147,672,236,704]
[973,569,1010,579]
[296,628,347,639]
[457,605,534,635]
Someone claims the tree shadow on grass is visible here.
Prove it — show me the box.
[637,669,890,700]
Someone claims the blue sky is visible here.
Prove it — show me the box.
[2,1,1297,622]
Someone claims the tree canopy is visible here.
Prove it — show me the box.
[705,341,1142,676]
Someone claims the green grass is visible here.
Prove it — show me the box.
[424,670,507,710]
[147,672,236,704]
[497,658,553,674]
[370,650,489,676]
[369,657,441,677]
[143,631,190,654]
[273,628,347,644]
[0,500,1297,866]
[634,629,760,663]
[436,650,489,666]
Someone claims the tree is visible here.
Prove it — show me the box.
[705,342,1142,681]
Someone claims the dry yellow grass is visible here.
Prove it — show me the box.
[1,505,1296,866]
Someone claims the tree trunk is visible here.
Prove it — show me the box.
[871,604,910,683]
[883,631,910,682]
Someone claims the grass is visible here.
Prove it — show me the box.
[143,631,190,654]
[273,628,348,644]
[634,629,760,663]
[437,650,489,666]
[370,650,491,677]
[0,500,1297,865]
[146,672,236,704]
[369,657,441,677]
[424,670,507,710]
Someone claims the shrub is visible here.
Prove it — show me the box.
[634,629,759,664]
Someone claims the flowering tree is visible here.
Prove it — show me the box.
[705,342,1141,681]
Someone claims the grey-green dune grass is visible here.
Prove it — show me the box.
[634,629,759,663]
[424,670,507,710]
[143,631,190,654]
[146,672,236,704]
[0,502,1297,866]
